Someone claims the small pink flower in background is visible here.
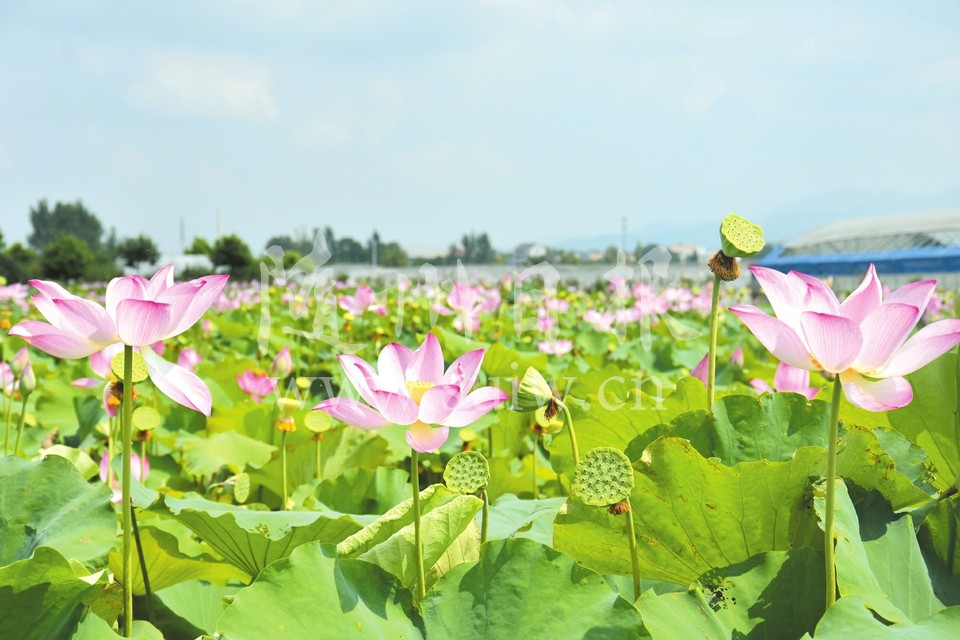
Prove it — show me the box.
[10,264,227,416]
[730,347,744,368]
[177,348,202,372]
[100,451,149,503]
[1,363,14,396]
[314,333,508,453]
[237,370,277,403]
[690,354,710,386]
[750,363,821,400]
[270,346,293,377]
[584,309,615,333]
[10,346,29,377]
[538,339,574,356]
[339,285,386,317]
[731,264,960,411]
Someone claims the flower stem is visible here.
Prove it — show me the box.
[823,379,843,610]
[315,435,323,482]
[480,489,489,545]
[559,401,580,466]
[531,435,538,499]
[953,347,960,491]
[131,509,155,625]
[707,274,722,409]
[411,449,426,600]
[13,395,27,456]
[625,499,641,602]
[121,345,134,637]
[280,430,288,511]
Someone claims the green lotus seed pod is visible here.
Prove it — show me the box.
[516,367,554,412]
[573,447,635,507]
[304,410,333,433]
[443,450,490,494]
[111,351,149,384]
[132,406,161,431]
[231,473,250,503]
[719,213,765,259]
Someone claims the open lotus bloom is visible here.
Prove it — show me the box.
[731,265,960,411]
[313,333,508,452]
[9,265,228,416]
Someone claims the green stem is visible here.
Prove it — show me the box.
[4,392,13,455]
[559,401,581,466]
[281,430,288,511]
[487,424,495,459]
[121,345,134,637]
[953,347,960,491]
[481,489,489,545]
[13,395,27,456]
[315,436,323,482]
[131,509,155,625]
[411,449,426,600]
[823,379,843,610]
[707,274,722,409]
[625,499,641,602]
[531,435,538,499]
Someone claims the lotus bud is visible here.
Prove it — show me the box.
[19,362,36,396]
[516,367,554,412]
[177,348,202,372]
[11,347,29,378]
[270,346,293,378]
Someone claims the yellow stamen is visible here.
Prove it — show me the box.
[406,380,435,405]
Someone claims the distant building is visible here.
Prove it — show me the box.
[758,209,960,287]
[512,243,548,264]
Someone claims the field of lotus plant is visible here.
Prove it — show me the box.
[2,216,960,639]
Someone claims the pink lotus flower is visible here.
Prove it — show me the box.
[750,363,821,400]
[270,346,292,377]
[10,265,228,416]
[537,339,574,356]
[177,348,202,372]
[100,451,149,503]
[313,333,508,452]
[237,370,277,403]
[338,285,386,317]
[730,265,960,411]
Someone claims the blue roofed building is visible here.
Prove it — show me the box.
[758,209,960,289]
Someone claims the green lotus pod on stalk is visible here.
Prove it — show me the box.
[516,367,554,412]
[719,213,765,259]
[572,447,635,507]
[443,451,490,495]
[228,472,251,503]
[132,406,161,432]
[111,351,149,383]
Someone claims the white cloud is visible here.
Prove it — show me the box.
[398,138,516,187]
[132,52,278,121]
[297,120,353,148]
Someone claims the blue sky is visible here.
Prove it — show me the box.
[1,1,958,255]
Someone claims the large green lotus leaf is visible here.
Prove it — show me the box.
[887,351,958,491]
[485,494,566,546]
[161,493,362,577]
[107,526,248,594]
[554,438,823,584]
[216,542,422,640]
[546,377,706,474]
[627,416,931,512]
[421,538,647,639]
[0,455,115,565]
[311,466,410,515]
[180,431,276,477]
[338,484,482,590]
[0,546,101,640]
[640,548,825,640]
[813,480,943,623]
[70,614,163,640]
[803,596,960,639]
[625,392,831,463]
[482,342,548,379]
[152,581,240,638]
[432,327,490,360]
[917,495,960,605]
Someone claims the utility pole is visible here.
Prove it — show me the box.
[371,231,379,267]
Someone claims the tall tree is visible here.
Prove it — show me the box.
[117,235,161,268]
[185,237,212,256]
[211,233,254,276]
[28,200,104,251]
[41,234,93,280]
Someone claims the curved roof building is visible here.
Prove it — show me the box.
[758,209,960,287]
